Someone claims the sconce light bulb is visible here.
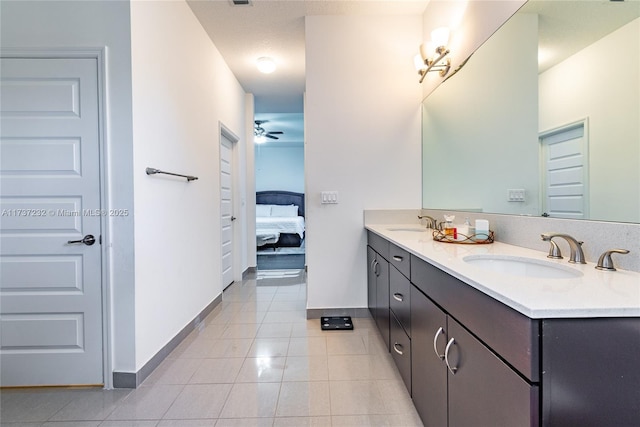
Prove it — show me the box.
[431,27,450,49]
[414,54,426,72]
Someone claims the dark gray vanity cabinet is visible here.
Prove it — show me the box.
[410,285,537,427]
[367,232,390,350]
[410,254,539,427]
[409,252,640,427]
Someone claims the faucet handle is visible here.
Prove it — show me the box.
[595,249,630,271]
[546,240,563,259]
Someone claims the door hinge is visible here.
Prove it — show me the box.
[99,235,102,245]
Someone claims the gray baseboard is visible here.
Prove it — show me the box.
[113,294,222,388]
[306,307,370,319]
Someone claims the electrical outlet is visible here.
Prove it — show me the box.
[507,189,525,202]
[321,191,339,204]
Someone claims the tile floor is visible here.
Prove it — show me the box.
[0,271,423,426]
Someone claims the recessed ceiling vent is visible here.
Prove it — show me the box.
[230,0,251,5]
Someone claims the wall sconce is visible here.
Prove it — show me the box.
[415,27,452,83]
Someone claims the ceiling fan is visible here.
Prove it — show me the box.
[254,120,284,141]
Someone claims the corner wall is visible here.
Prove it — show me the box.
[130,0,247,370]
[305,15,423,310]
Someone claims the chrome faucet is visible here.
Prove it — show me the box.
[418,215,438,229]
[541,233,587,264]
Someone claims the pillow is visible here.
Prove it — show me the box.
[271,204,299,217]
[256,204,272,217]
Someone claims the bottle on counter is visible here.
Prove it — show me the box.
[444,215,457,240]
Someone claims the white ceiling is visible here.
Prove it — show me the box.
[186,0,429,114]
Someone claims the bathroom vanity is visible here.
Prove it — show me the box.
[366,225,640,427]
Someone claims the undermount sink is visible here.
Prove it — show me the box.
[463,254,584,279]
[387,227,429,232]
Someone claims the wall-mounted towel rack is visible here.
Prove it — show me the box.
[145,167,198,182]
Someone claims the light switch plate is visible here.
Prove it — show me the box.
[321,191,339,204]
[508,189,525,202]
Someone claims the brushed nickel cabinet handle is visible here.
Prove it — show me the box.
[444,337,458,374]
[393,255,403,262]
[432,326,445,360]
[392,293,404,302]
[393,343,404,355]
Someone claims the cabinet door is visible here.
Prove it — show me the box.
[367,246,376,318]
[447,319,538,427]
[375,256,390,351]
[410,285,448,427]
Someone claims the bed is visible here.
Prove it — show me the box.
[256,191,305,248]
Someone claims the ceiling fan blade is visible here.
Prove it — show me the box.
[254,119,268,125]
[265,134,279,139]
[267,131,283,135]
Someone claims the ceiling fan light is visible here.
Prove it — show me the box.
[256,57,276,74]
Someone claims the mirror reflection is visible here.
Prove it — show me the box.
[422,0,640,223]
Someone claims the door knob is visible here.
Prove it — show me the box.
[67,234,96,246]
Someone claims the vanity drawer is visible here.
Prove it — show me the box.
[368,231,390,261]
[390,311,411,394]
[411,255,540,382]
[389,243,410,279]
[389,265,411,337]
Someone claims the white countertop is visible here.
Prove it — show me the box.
[366,224,640,319]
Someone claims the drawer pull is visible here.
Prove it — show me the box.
[393,342,404,355]
[433,326,445,360]
[393,255,404,262]
[393,293,404,302]
[444,337,458,375]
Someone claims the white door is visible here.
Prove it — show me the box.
[0,57,104,386]
[220,133,234,288]
[540,122,588,219]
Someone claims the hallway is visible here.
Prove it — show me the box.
[0,271,422,426]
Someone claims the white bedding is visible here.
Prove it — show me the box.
[256,216,305,240]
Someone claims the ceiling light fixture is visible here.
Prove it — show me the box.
[415,27,452,83]
[256,57,276,74]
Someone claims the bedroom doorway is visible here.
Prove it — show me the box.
[254,113,305,271]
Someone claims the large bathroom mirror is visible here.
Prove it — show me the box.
[422,0,640,223]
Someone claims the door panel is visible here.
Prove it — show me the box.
[447,319,538,427]
[541,124,587,219]
[0,57,103,386]
[410,286,448,427]
[220,135,234,287]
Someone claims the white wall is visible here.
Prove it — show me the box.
[0,0,137,378]
[305,15,422,310]
[539,18,640,223]
[130,0,247,369]
[255,145,305,193]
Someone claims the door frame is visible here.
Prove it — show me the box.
[538,117,590,219]
[1,47,113,388]
[219,122,241,285]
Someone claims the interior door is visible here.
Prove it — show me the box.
[540,123,588,219]
[0,57,104,386]
[220,133,234,288]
